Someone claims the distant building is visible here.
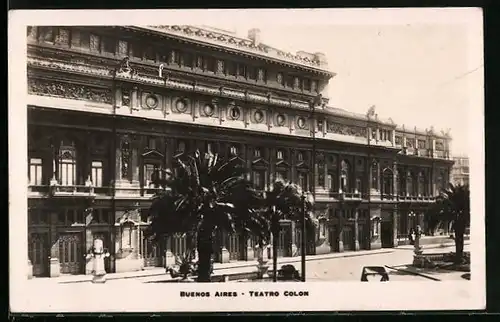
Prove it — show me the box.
[451,155,469,186]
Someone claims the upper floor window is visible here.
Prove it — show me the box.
[102,37,116,55]
[29,158,43,186]
[144,46,156,61]
[226,61,237,76]
[237,64,246,78]
[254,148,261,158]
[59,146,76,186]
[91,161,103,187]
[340,160,350,192]
[144,163,158,187]
[277,150,284,160]
[303,78,311,91]
[148,137,157,150]
[38,26,55,43]
[229,145,238,156]
[253,170,265,190]
[298,172,307,191]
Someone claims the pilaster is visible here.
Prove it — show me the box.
[354,209,360,251]
[393,206,399,247]
[219,231,230,263]
[49,212,60,278]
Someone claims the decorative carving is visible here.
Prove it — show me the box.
[203,103,214,116]
[55,29,69,45]
[118,40,128,56]
[435,141,444,151]
[297,117,306,129]
[327,121,367,137]
[406,138,414,148]
[122,89,130,107]
[116,56,137,77]
[254,110,264,123]
[276,114,286,126]
[144,94,159,109]
[174,99,188,113]
[277,73,283,85]
[121,138,131,179]
[196,55,203,69]
[311,80,317,92]
[28,79,112,104]
[90,34,100,52]
[228,105,241,120]
[217,60,224,74]
[257,69,265,82]
[418,139,426,149]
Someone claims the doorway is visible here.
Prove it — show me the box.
[58,232,84,275]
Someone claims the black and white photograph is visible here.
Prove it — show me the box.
[9,8,485,313]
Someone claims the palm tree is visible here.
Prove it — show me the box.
[434,183,470,263]
[263,180,315,282]
[147,150,269,282]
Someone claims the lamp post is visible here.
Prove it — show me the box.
[303,93,322,282]
[300,192,306,282]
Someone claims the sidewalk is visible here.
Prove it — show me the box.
[33,241,468,284]
[395,240,470,251]
[44,248,395,284]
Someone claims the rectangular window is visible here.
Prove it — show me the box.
[144,46,156,61]
[29,158,43,186]
[102,37,116,54]
[183,52,193,68]
[237,64,246,78]
[303,78,311,91]
[144,164,156,187]
[130,43,143,59]
[78,31,91,49]
[206,57,215,73]
[60,159,76,186]
[91,161,103,187]
[298,172,306,191]
[253,170,265,190]
[226,61,237,76]
[148,137,157,150]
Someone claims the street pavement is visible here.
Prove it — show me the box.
[12,244,471,312]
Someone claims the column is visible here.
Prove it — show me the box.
[290,220,297,257]
[246,235,255,261]
[338,208,344,252]
[164,236,176,267]
[49,212,60,277]
[393,161,398,197]
[219,231,230,263]
[392,206,399,247]
[354,209,360,251]
[131,86,139,112]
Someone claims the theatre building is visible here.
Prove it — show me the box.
[26,25,453,277]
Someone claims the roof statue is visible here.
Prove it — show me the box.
[366,105,376,119]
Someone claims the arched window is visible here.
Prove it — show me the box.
[340,160,350,192]
[59,142,76,186]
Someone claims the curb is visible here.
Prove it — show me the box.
[58,249,395,284]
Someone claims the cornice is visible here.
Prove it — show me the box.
[26,53,450,142]
[121,26,334,78]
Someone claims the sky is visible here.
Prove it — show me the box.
[210,22,482,156]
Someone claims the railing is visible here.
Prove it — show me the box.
[50,185,96,197]
[398,195,436,202]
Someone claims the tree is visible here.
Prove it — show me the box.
[263,180,315,282]
[434,183,470,263]
[147,150,269,282]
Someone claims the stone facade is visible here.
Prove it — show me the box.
[26,25,453,277]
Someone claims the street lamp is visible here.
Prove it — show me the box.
[300,192,306,282]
